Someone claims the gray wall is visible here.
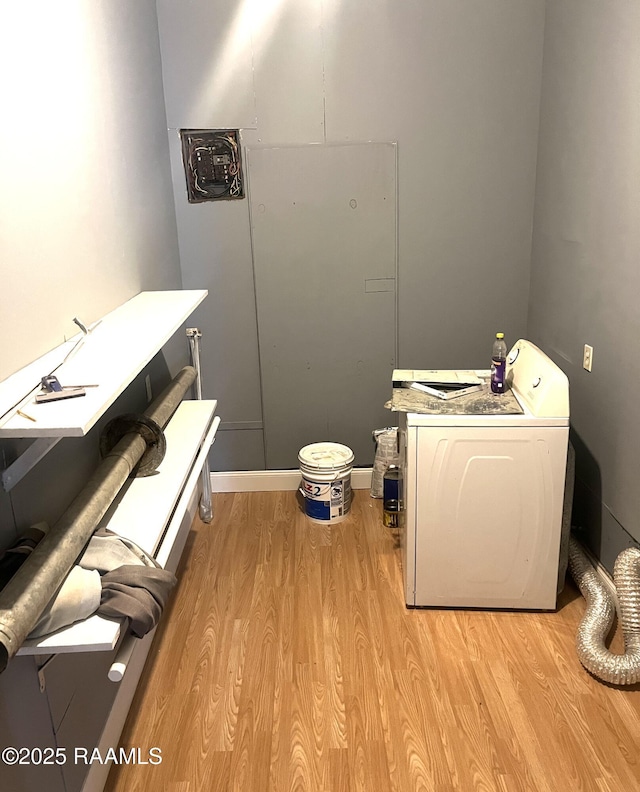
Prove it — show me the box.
[0,3,185,784]
[528,0,640,569]
[157,0,546,470]
[0,0,184,538]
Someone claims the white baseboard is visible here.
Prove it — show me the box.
[211,468,372,493]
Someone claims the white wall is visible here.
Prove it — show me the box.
[0,4,185,787]
[0,3,186,770]
[0,1,182,383]
[0,0,187,550]
[0,0,185,536]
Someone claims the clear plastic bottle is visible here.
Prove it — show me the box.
[490,332,507,395]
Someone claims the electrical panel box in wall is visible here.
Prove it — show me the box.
[179,129,244,203]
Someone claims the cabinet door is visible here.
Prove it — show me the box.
[45,649,119,792]
[0,657,66,792]
[413,425,567,609]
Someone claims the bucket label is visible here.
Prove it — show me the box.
[303,478,351,520]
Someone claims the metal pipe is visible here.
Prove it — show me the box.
[187,328,213,523]
[145,366,196,429]
[0,366,196,673]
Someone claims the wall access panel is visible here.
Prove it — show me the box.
[248,143,397,469]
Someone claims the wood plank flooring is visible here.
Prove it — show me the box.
[105,490,640,792]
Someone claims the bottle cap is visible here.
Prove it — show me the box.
[496,332,504,339]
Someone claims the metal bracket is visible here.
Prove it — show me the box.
[36,654,58,693]
[99,414,166,477]
[1,437,62,492]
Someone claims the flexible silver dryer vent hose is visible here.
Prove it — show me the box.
[568,536,640,685]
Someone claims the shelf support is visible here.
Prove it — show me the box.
[1,437,62,492]
[187,328,214,523]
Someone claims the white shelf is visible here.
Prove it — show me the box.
[0,290,207,438]
[17,399,218,656]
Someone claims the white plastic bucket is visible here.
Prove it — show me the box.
[298,442,354,524]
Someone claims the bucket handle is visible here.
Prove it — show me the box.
[299,467,346,484]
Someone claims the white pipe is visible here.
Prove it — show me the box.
[187,328,213,523]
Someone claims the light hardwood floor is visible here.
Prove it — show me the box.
[105,490,640,792]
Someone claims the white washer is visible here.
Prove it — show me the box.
[399,339,569,610]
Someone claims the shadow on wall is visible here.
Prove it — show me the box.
[570,427,603,559]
